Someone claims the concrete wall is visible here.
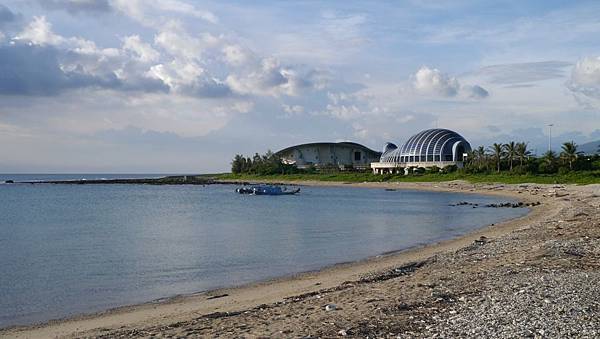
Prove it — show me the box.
[371,161,464,174]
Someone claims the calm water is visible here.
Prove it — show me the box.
[0,175,528,328]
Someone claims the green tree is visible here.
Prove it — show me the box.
[515,142,531,168]
[560,141,582,170]
[540,150,558,173]
[504,141,517,172]
[489,143,505,173]
[231,154,244,173]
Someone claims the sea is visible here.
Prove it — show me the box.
[0,174,528,328]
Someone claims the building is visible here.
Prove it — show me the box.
[371,128,471,174]
[275,142,381,170]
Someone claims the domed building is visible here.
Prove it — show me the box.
[371,128,471,174]
[276,142,381,170]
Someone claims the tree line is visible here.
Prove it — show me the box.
[231,151,305,175]
[231,141,599,175]
[464,141,600,174]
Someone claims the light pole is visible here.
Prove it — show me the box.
[548,124,554,152]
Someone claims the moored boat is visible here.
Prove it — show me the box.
[236,187,254,194]
[253,186,300,195]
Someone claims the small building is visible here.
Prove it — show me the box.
[275,142,381,170]
[371,128,471,174]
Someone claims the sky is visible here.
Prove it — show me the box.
[0,0,599,173]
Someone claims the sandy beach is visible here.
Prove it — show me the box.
[2,180,599,338]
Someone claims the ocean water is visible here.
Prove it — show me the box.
[0,175,528,328]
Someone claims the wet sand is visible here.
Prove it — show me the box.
[2,180,598,338]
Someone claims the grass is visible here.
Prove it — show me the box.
[214,171,600,185]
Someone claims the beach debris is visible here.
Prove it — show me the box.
[325,304,337,311]
[206,293,229,300]
[358,260,430,284]
[450,201,539,208]
[338,329,348,336]
[201,310,242,319]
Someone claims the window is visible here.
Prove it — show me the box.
[354,151,361,161]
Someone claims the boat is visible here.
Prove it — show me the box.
[252,185,300,195]
[236,187,254,194]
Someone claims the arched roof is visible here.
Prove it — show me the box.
[275,142,381,157]
[380,128,471,163]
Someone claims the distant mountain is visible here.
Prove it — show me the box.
[580,140,600,155]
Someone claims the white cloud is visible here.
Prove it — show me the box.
[570,56,600,88]
[413,66,460,96]
[111,0,217,26]
[226,57,314,96]
[151,0,218,23]
[153,21,216,61]
[122,35,159,63]
[282,104,304,115]
[222,44,251,66]
[411,66,488,99]
[14,16,64,45]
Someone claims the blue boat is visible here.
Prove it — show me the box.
[253,185,300,195]
[236,185,300,195]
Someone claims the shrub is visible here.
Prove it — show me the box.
[413,167,426,175]
[442,164,458,173]
[427,165,440,173]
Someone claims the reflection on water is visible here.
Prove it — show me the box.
[0,180,527,327]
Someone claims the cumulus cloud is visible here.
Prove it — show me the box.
[0,44,117,95]
[3,16,168,95]
[222,44,251,66]
[148,61,230,97]
[411,66,488,99]
[122,35,159,63]
[38,0,111,14]
[14,16,64,45]
[4,14,329,100]
[413,66,460,96]
[568,56,600,99]
[226,57,323,97]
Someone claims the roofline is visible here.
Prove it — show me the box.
[275,142,381,156]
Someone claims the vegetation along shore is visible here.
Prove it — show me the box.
[225,140,600,185]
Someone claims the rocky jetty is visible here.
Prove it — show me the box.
[18,175,215,185]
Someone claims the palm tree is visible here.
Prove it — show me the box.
[475,146,487,171]
[515,142,531,168]
[560,141,582,170]
[542,150,558,172]
[504,141,517,171]
[489,143,505,173]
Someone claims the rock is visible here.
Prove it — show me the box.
[325,304,337,311]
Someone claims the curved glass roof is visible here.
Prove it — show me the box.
[380,128,471,163]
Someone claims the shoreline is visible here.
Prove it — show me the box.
[1,180,592,338]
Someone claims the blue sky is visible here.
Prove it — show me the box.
[0,0,599,172]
